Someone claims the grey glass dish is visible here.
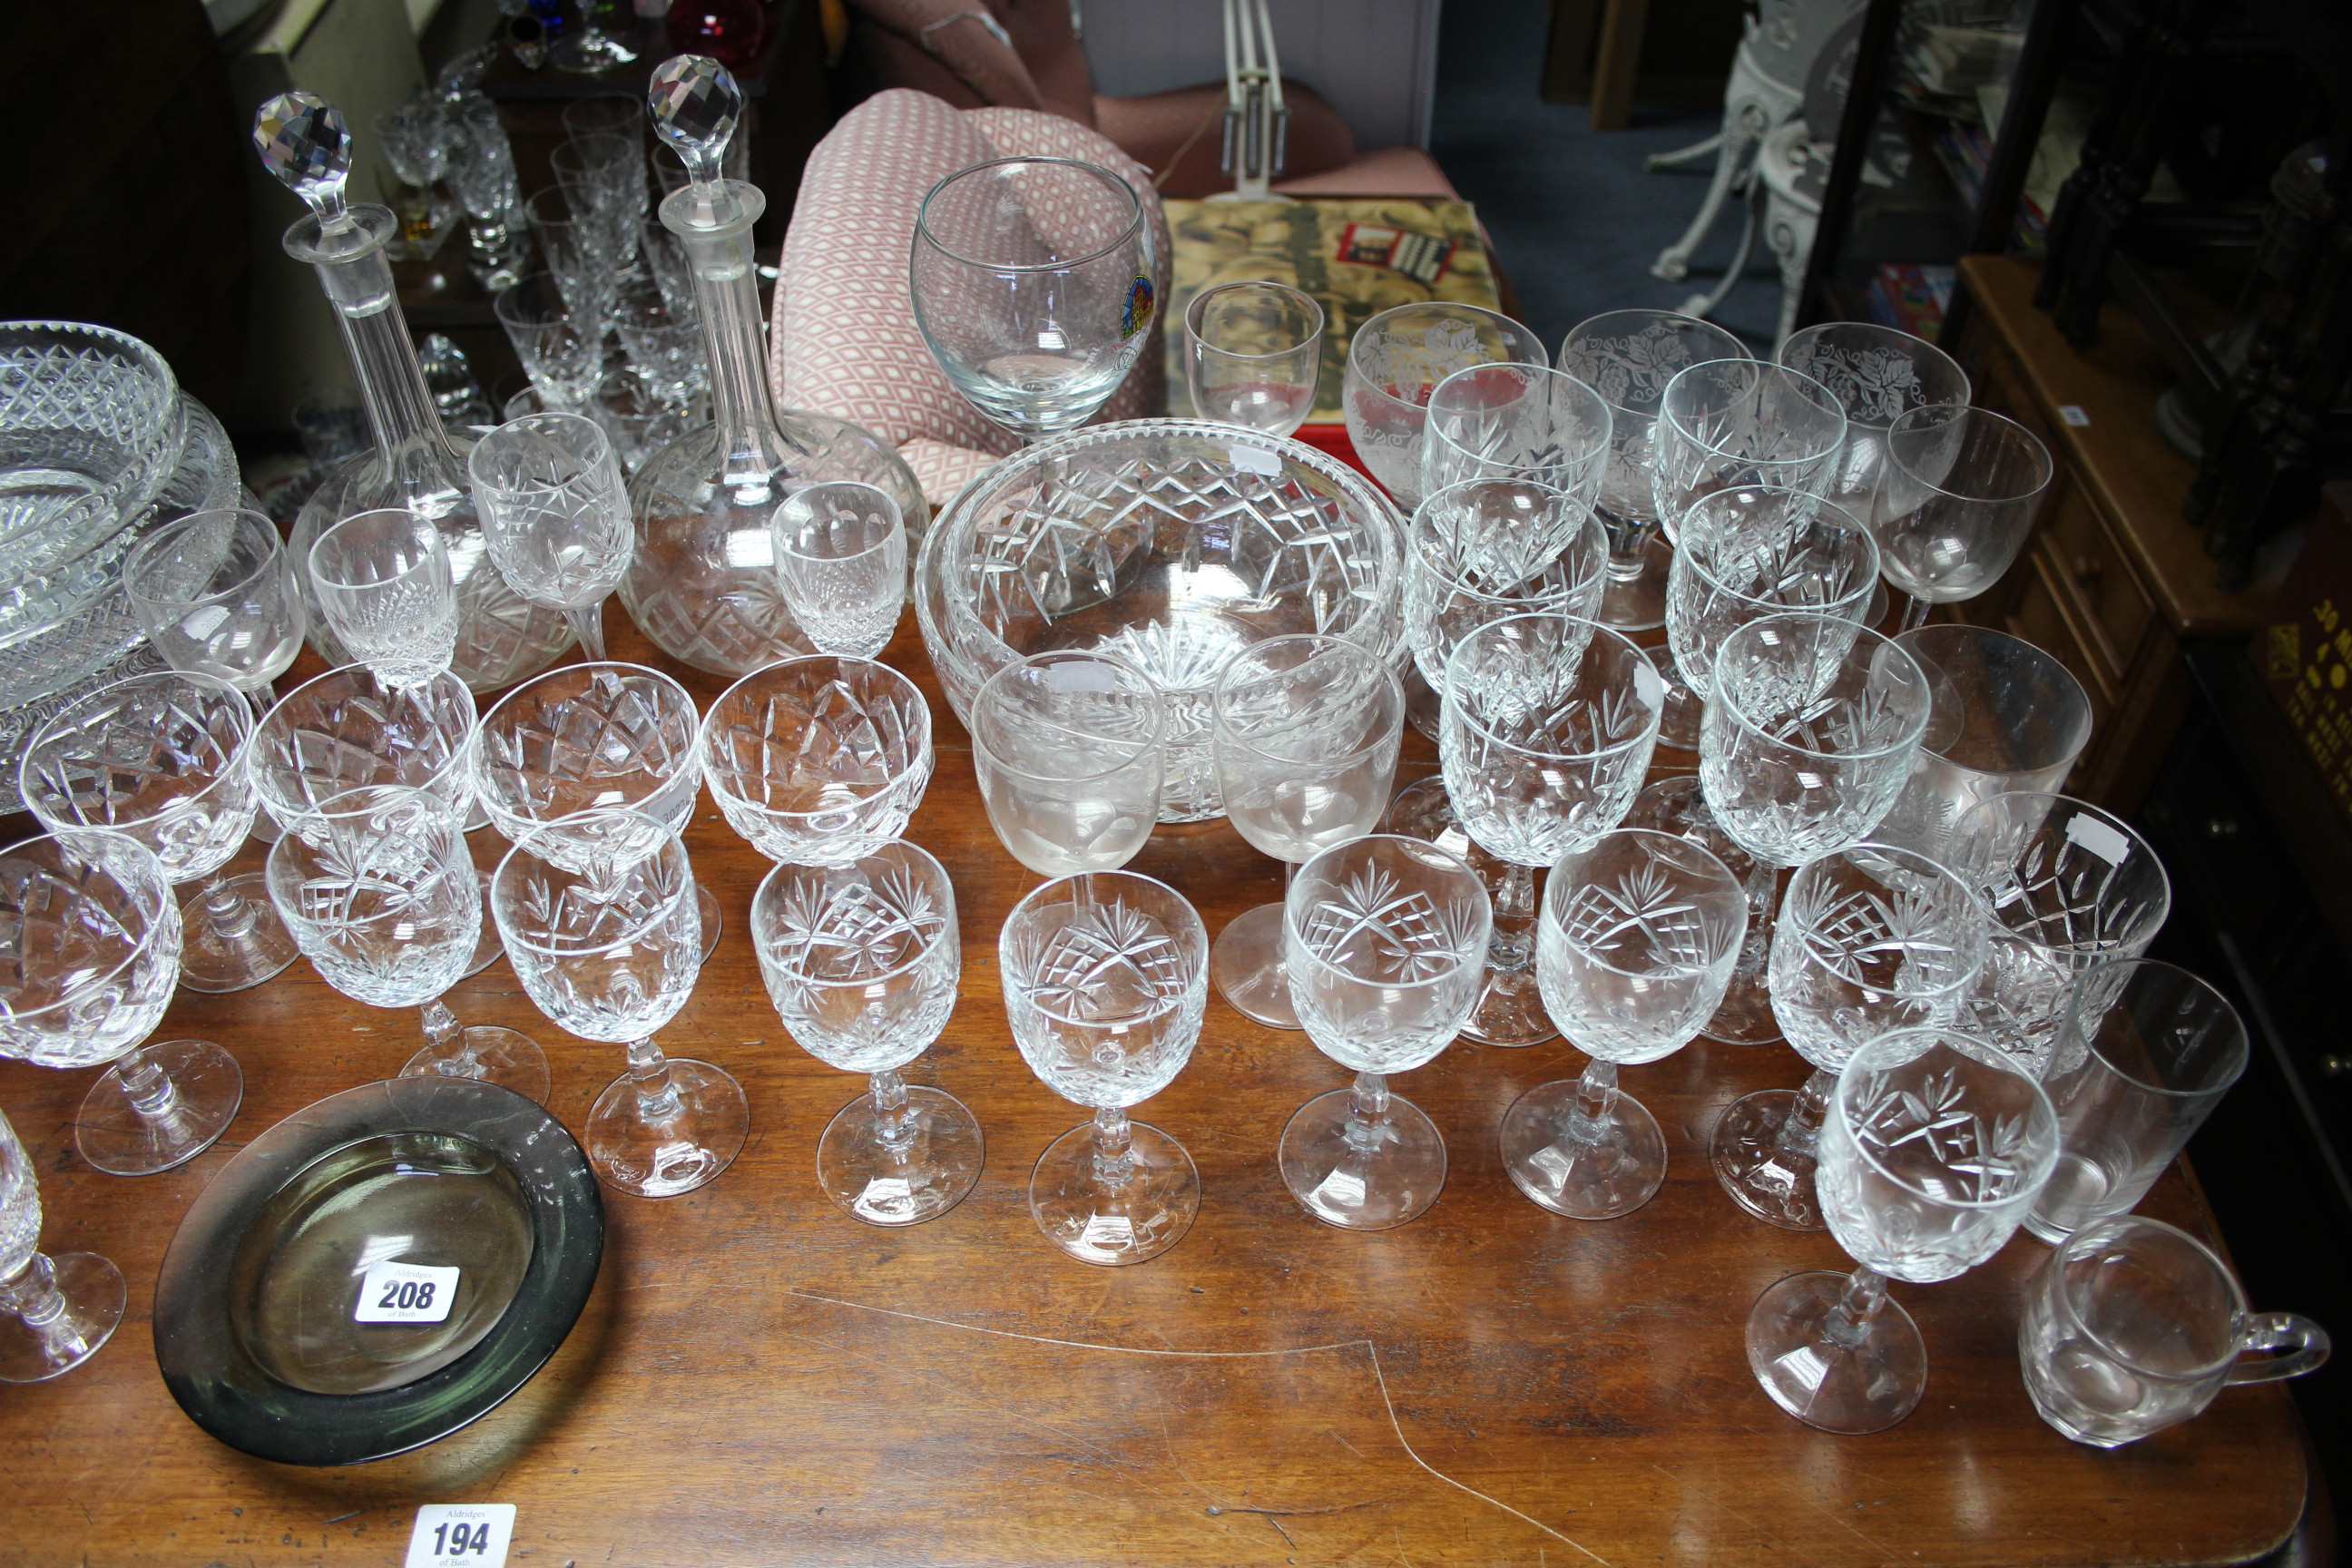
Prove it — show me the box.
[152,1076,602,1466]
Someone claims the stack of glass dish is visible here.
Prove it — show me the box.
[0,321,243,809]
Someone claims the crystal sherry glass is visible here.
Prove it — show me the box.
[1344,302,1546,510]
[122,507,308,708]
[468,411,634,661]
[495,273,606,416]
[308,509,460,690]
[1182,280,1324,436]
[701,655,935,865]
[970,649,1165,877]
[768,481,908,660]
[1872,405,2054,630]
[0,1106,124,1382]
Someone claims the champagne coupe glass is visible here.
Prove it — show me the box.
[1777,321,1971,521]
[496,809,743,1197]
[495,272,606,415]
[1002,870,1208,1265]
[122,507,308,708]
[309,509,460,690]
[1210,635,1405,1030]
[909,157,1157,441]
[1650,360,1847,548]
[1748,1025,2058,1435]
[1183,280,1324,436]
[1280,834,1491,1230]
[1710,844,1987,1231]
[0,1105,124,1382]
[1659,487,1878,749]
[1502,828,1746,1219]
[701,656,934,865]
[1344,302,1546,509]
[472,662,723,963]
[1440,613,1665,1046]
[468,411,636,662]
[1557,308,1750,630]
[1420,363,1612,505]
[970,649,1164,876]
[1873,405,2054,631]
[267,785,548,1104]
[752,842,981,1225]
[768,480,908,660]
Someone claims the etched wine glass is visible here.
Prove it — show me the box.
[753,842,981,1225]
[308,509,460,690]
[267,785,548,1104]
[495,809,743,1197]
[1872,405,2054,630]
[1280,834,1491,1230]
[768,481,908,660]
[0,1105,124,1382]
[1002,870,1208,1265]
[1710,844,1987,1231]
[1440,612,1665,1045]
[1501,828,1746,1219]
[1748,1025,2057,1435]
[1651,360,1847,548]
[1344,302,1547,509]
[1182,280,1324,436]
[1420,362,1612,505]
[122,507,308,708]
[467,411,636,662]
[1777,321,1971,522]
[701,656,934,865]
[970,649,1164,877]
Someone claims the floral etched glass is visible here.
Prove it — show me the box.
[701,656,934,864]
[1777,321,1970,520]
[1420,362,1612,505]
[1344,302,1546,509]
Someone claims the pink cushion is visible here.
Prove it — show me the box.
[1274,146,1461,200]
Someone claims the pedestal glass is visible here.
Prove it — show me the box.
[0,1106,123,1382]
[701,656,934,865]
[495,273,605,415]
[551,131,648,261]
[971,650,1164,876]
[753,843,979,1225]
[1344,302,1546,509]
[768,480,908,659]
[1651,360,1847,546]
[1184,281,1323,436]
[1778,321,1970,520]
[1003,871,1208,1264]
[1421,363,1612,505]
[122,508,307,706]
[468,411,634,661]
[308,509,459,690]
[1873,405,2054,629]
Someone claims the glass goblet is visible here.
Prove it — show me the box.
[1651,359,1847,547]
[910,157,1157,441]
[1420,362,1612,507]
[1440,613,1665,1046]
[267,786,549,1104]
[1183,280,1324,436]
[701,656,935,865]
[0,1105,124,1382]
[551,131,647,260]
[1557,308,1751,630]
[970,649,1164,876]
[1501,828,1746,1219]
[495,809,743,1198]
[1002,870,1208,1265]
[122,507,308,707]
[1343,302,1547,510]
[1872,405,2054,630]
[1710,844,1987,1232]
[1777,321,1971,521]
[1280,834,1491,1230]
[308,509,460,691]
[769,481,909,660]
[752,842,981,1225]
[467,411,636,663]
[495,270,606,414]
[1210,635,1405,1030]
[1748,1026,2058,1435]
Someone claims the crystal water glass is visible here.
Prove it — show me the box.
[1183,280,1323,436]
[1502,829,1745,1220]
[496,809,742,1197]
[701,656,935,864]
[468,412,635,662]
[0,1105,124,1383]
[909,157,1158,441]
[753,842,981,1225]
[1002,870,1208,1265]
[122,507,308,705]
[309,509,460,691]
[1280,834,1491,1230]
[1344,302,1546,509]
[1778,321,1971,520]
[495,272,605,414]
[1557,308,1751,630]
[1210,636,1405,1030]
[970,649,1164,876]
[769,481,908,660]
[1651,360,1847,546]
[1873,405,2054,629]
[268,785,548,1104]
[1749,1026,2057,1435]
[1420,363,1612,505]
[1711,844,1987,1232]
[1441,613,1664,1045]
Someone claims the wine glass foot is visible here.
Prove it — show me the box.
[1457,962,1557,1047]
[547,30,637,73]
[0,1253,124,1382]
[1211,901,1299,1029]
[697,884,724,965]
[1499,1077,1666,1220]
[1279,1087,1446,1230]
[176,874,299,994]
[1029,1119,1198,1265]
[1656,678,1703,751]
[1709,1088,1825,1230]
[1747,1270,1925,1435]
[401,1026,552,1107]
[461,872,505,979]
[1698,965,1781,1045]
[819,1085,984,1227]
[1402,662,1443,743]
[75,1039,242,1176]
[587,1059,750,1198]
[1596,534,1671,632]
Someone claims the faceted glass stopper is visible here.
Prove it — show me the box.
[648,54,742,187]
[253,90,353,229]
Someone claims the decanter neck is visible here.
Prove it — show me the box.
[663,181,792,507]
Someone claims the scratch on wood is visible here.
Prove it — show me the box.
[1208,1499,1392,1518]
[324,1511,365,1525]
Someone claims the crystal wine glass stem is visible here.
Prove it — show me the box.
[869,1069,917,1160]
[1731,861,1783,983]
[564,603,608,662]
[1489,861,1538,972]
[1343,1072,1391,1164]
[1770,1067,1838,1161]
[0,1254,78,1347]
[1821,1266,1893,1349]
[1565,1058,1620,1143]
[626,1038,686,1121]
[198,874,259,943]
[1599,510,1654,583]
[1898,593,1933,633]
[1091,1104,1135,1187]
[113,1048,181,1121]
[419,998,482,1075]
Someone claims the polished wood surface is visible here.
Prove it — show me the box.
[0,610,2308,1567]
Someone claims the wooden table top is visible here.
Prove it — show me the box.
[0,610,2308,1568]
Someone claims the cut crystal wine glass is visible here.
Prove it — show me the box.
[1651,360,1847,547]
[1003,870,1208,1264]
[0,1105,124,1382]
[122,507,308,706]
[1777,321,1971,521]
[1420,362,1612,505]
[495,272,606,415]
[753,841,981,1225]
[1210,635,1405,1030]
[468,411,635,663]
[1748,1025,2057,1434]
[523,190,620,355]
[1182,280,1324,437]
[1280,834,1491,1230]
[701,656,934,865]
[308,509,460,691]
[970,649,1164,877]
[1501,828,1746,1219]
[1344,302,1547,510]
[1872,405,2054,630]
[768,481,908,660]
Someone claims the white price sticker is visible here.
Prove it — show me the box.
[355,1262,461,1324]
[2058,404,2092,427]
[405,1504,514,1568]
[2064,812,2132,867]
[1228,444,1281,476]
